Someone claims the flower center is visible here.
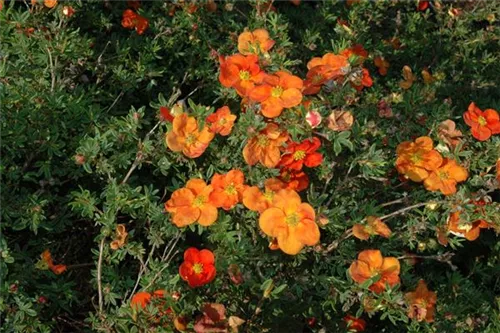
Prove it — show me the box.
[218,118,227,125]
[225,183,237,195]
[438,171,449,180]
[263,190,274,202]
[285,213,300,227]
[457,222,473,232]
[312,74,324,84]
[293,150,306,161]
[410,152,422,164]
[477,116,487,126]
[271,86,284,98]
[192,263,204,274]
[186,134,196,145]
[256,134,269,147]
[193,196,205,208]
[239,70,251,80]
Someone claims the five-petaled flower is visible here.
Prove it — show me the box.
[423,158,468,195]
[219,54,265,97]
[243,123,289,168]
[405,280,437,323]
[446,211,489,241]
[349,249,400,293]
[243,178,287,213]
[179,248,216,288]
[278,168,309,192]
[249,71,304,118]
[209,170,247,210]
[41,250,67,275]
[352,216,392,241]
[237,29,275,55]
[130,290,166,310]
[166,113,214,158]
[278,137,323,171]
[259,189,320,255]
[165,179,218,227]
[396,136,443,182]
[206,106,237,136]
[121,9,149,35]
[463,102,500,141]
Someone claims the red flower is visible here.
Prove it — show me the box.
[351,68,373,91]
[344,315,367,332]
[279,137,323,171]
[179,248,216,288]
[417,0,430,11]
[278,169,309,192]
[159,106,174,123]
[121,9,148,35]
[463,102,500,141]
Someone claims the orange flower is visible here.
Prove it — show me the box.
[243,123,288,168]
[446,211,489,241]
[179,248,216,288]
[351,68,373,91]
[166,113,214,158]
[463,102,500,141]
[219,54,265,97]
[352,216,392,240]
[374,56,390,76]
[130,289,166,310]
[423,158,468,195]
[243,178,287,213]
[303,65,344,95]
[131,291,152,309]
[206,106,236,136]
[278,137,323,171]
[278,168,309,192]
[405,280,437,323]
[399,65,416,90]
[307,53,350,72]
[340,44,369,63]
[44,0,57,8]
[40,250,67,275]
[249,71,304,118]
[343,315,367,332]
[349,250,400,293]
[165,179,218,227]
[259,189,320,255]
[395,136,443,182]
[110,224,128,250]
[209,170,247,210]
[237,29,275,55]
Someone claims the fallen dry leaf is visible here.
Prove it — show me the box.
[327,110,354,131]
[438,119,463,149]
[399,65,416,90]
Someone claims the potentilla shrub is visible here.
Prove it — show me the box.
[1,1,499,333]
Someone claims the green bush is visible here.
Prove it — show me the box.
[1,1,499,332]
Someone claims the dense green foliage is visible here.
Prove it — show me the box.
[1,1,499,332]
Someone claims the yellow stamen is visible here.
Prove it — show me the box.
[285,213,300,227]
[477,116,487,126]
[293,150,306,161]
[192,263,204,274]
[256,134,269,147]
[225,183,237,195]
[271,86,284,98]
[239,70,251,80]
[193,196,205,208]
[185,134,196,145]
[262,190,274,202]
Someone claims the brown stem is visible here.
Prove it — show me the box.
[398,252,457,270]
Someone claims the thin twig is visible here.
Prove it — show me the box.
[142,232,182,291]
[66,262,94,270]
[46,47,56,93]
[379,198,406,207]
[127,243,157,300]
[398,252,457,270]
[97,238,105,314]
[105,90,124,113]
[323,229,353,254]
[378,201,443,221]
